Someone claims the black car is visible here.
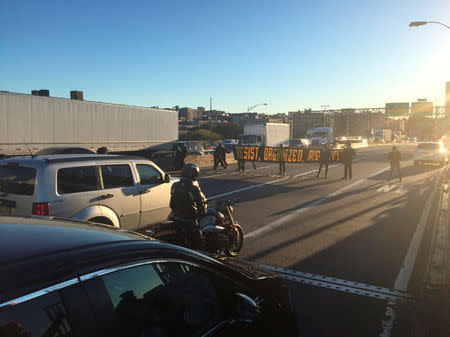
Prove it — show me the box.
[0,216,298,337]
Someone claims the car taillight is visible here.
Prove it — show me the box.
[32,202,50,216]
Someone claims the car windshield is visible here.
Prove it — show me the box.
[2,2,450,336]
[417,143,440,150]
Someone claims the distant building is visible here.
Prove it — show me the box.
[179,107,201,121]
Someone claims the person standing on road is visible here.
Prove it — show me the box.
[388,146,402,182]
[341,142,356,179]
[278,143,287,175]
[175,143,188,170]
[317,144,330,178]
[214,143,227,170]
[234,141,246,172]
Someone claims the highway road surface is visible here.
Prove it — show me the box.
[193,144,445,337]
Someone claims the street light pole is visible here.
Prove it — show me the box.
[209,97,212,136]
[409,21,450,29]
[247,103,268,113]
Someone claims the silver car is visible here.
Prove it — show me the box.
[0,154,174,229]
[413,142,448,166]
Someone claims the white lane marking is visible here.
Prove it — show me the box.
[394,185,406,194]
[379,166,445,337]
[209,168,319,200]
[209,154,377,200]
[419,187,429,196]
[200,164,280,179]
[244,166,390,240]
[376,184,398,193]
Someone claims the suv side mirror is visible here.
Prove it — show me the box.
[234,293,260,323]
[164,173,171,183]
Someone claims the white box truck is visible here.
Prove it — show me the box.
[240,122,290,147]
[0,91,178,155]
[309,127,334,147]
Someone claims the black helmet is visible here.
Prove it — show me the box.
[181,163,200,181]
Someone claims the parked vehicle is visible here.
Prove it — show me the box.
[222,139,238,153]
[35,147,95,155]
[413,142,448,166]
[112,141,204,159]
[150,198,244,256]
[373,129,392,143]
[0,216,298,337]
[0,154,174,229]
[309,127,334,147]
[0,91,178,156]
[289,138,309,148]
[240,123,290,146]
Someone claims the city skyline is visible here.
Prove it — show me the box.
[1,0,449,113]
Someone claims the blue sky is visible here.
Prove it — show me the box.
[1,0,449,113]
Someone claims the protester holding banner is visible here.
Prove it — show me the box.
[316,144,330,178]
[341,142,356,179]
[279,143,287,175]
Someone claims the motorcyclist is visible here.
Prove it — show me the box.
[169,163,206,249]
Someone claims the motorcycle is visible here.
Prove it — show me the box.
[148,198,244,256]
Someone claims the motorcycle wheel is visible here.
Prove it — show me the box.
[225,224,244,257]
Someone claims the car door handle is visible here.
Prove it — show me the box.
[140,188,151,195]
[99,193,114,200]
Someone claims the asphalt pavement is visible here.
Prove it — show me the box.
[194,144,445,337]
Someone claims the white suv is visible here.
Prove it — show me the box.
[413,142,448,166]
[0,154,174,229]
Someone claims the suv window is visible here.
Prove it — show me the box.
[57,166,97,194]
[0,166,36,195]
[0,291,74,337]
[101,164,134,189]
[136,164,163,185]
[96,262,229,337]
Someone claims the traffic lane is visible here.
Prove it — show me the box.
[202,149,400,237]
[287,282,387,337]
[240,162,442,288]
[199,144,407,201]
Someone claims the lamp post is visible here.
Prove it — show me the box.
[409,21,450,29]
[247,103,268,113]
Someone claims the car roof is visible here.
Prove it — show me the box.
[0,216,220,302]
[0,154,152,165]
[0,216,151,266]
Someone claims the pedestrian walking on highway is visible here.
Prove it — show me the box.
[317,144,330,178]
[341,142,356,179]
[388,146,402,182]
[278,143,287,175]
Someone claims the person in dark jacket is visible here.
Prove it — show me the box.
[213,143,227,170]
[341,142,356,179]
[234,142,245,172]
[279,143,286,175]
[169,163,206,249]
[388,146,402,182]
[317,144,330,178]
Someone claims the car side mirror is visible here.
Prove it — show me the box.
[234,293,260,323]
[164,173,171,183]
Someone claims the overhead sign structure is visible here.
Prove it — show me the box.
[385,103,410,116]
[234,145,342,163]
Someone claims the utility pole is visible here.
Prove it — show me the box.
[346,110,349,137]
[209,97,212,136]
